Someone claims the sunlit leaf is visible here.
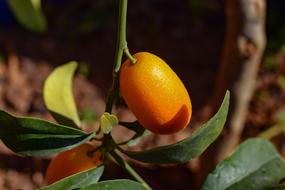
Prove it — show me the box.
[44,62,80,128]
[123,91,230,164]
[7,0,47,33]
[202,138,285,190]
[0,110,95,157]
[39,166,104,190]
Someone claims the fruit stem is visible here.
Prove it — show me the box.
[110,149,152,190]
[124,47,137,64]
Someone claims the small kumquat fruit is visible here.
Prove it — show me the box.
[120,52,192,134]
[45,143,102,185]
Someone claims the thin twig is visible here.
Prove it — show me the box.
[110,149,152,190]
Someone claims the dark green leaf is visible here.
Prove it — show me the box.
[43,62,81,128]
[7,0,47,33]
[39,166,104,190]
[0,110,95,157]
[123,91,230,164]
[80,179,146,190]
[202,138,285,190]
[271,187,285,190]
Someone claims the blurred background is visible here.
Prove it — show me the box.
[0,0,285,189]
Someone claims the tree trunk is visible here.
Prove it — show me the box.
[197,0,266,186]
[216,0,266,161]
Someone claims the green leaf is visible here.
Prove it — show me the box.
[100,113,118,134]
[6,0,47,33]
[123,91,230,164]
[0,110,95,157]
[202,138,285,190]
[43,62,81,128]
[39,166,104,190]
[80,179,146,190]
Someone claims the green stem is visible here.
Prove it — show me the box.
[105,0,135,113]
[257,124,283,140]
[104,1,149,188]
[113,0,126,73]
[110,149,152,190]
[119,121,143,132]
[105,74,119,113]
[114,0,136,73]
